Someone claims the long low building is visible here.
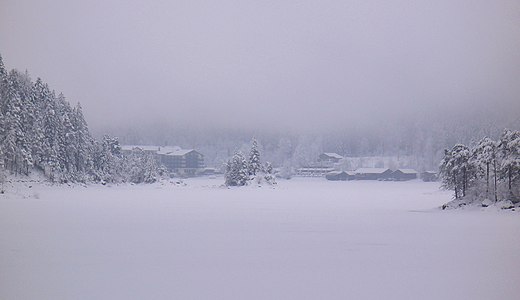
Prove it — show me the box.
[122,145,205,177]
[353,168,393,180]
[420,171,438,182]
[296,167,335,177]
[391,169,418,181]
[325,171,355,181]
[325,168,420,181]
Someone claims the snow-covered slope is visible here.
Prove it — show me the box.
[1,178,519,299]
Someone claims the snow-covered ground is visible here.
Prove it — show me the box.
[1,177,519,300]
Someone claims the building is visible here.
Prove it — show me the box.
[325,170,355,181]
[353,168,393,180]
[121,145,160,155]
[121,145,205,177]
[421,171,438,182]
[157,147,204,177]
[296,167,335,177]
[197,167,219,176]
[318,153,344,163]
[391,169,418,181]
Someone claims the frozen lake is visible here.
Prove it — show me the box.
[1,178,519,299]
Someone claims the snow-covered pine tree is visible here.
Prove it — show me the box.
[0,54,6,80]
[451,144,475,198]
[56,93,76,177]
[0,167,5,193]
[41,89,64,181]
[497,129,520,200]
[141,152,160,183]
[71,103,94,180]
[1,70,32,175]
[13,70,37,175]
[225,152,248,186]
[471,137,497,201]
[263,161,276,185]
[0,77,19,173]
[92,135,124,183]
[440,144,475,199]
[0,55,5,172]
[31,78,49,171]
[248,138,261,177]
[439,148,457,198]
[124,148,143,183]
[123,148,160,184]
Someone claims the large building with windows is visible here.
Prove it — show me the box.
[121,145,205,177]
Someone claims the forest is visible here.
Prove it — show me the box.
[0,54,161,184]
[439,130,520,206]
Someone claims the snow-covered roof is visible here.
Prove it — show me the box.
[354,168,391,174]
[327,171,355,176]
[158,147,199,156]
[327,171,342,175]
[121,145,200,157]
[396,169,417,174]
[322,152,343,159]
[298,167,335,171]
[121,145,160,152]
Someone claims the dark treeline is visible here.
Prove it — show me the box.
[0,54,161,184]
[439,129,520,204]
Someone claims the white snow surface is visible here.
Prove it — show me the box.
[1,177,520,300]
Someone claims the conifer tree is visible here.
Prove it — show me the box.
[471,137,497,201]
[248,138,261,177]
[1,70,29,174]
[225,152,248,186]
[71,103,93,179]
[440,144,475,199]
[497,129,520,198]
[0,53,139,184]
[263,161,276,185]
[0,54,6,79]
[440,148,457,198]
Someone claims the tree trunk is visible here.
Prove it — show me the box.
[509,167,512,191]
[454,173,458,199]
[493,159,498,202]
[486,162,489,198]
[462,167,467,198]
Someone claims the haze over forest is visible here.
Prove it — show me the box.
[1,0,519,169]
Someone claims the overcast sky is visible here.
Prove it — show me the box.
[1,0,519,133]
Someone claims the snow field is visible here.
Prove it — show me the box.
[1,178,519,300]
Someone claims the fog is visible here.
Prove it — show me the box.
[1,0,519,136]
